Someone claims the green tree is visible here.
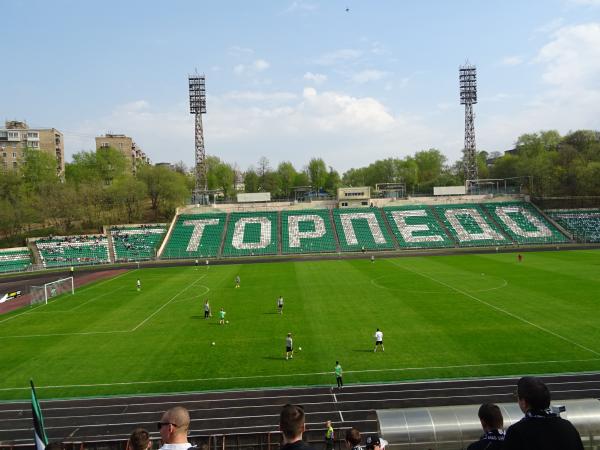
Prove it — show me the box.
[277,161,297,199]
[244,169,260,193]
[138,165,189,219]
[307,158,328,191]
[109,176,148,223]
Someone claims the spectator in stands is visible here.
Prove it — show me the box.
[503,376,583,450]
[345,427,363,450]
[279,404,315,450]
[45,442,65,450]
[467,403,504,450]
[157,406,193,450]
[127,428,152,450]
[324,420,335,450]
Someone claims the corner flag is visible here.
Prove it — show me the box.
[30,380,48,450]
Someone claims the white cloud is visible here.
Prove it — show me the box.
[304,72,327,84]
[283,1,318,13]
[351,69,388,84]
[222,91,298,102]
[68,86,447,171]
[536,23,600,87]
[477,22,600,154]
[566,0,600,5]
[228,46,254,56]
[316,49,362,66]
[233,59,271,75]
[499,56,523,66]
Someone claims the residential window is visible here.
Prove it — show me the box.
[2,152,5,158]
[13,162,17,169]
[12,152,16,158]
[8,131,19,139]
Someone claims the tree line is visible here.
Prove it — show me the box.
[1,129,599,245]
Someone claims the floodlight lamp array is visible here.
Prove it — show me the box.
[189,75,206,114]
[459,65,477,105]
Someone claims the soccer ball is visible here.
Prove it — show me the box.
[212,342,215,346]
[299,347,302,351]
[226,320,229,324]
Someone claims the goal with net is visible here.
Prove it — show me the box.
[30,277,74,306]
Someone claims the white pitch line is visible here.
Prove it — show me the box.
[0,274,208,339]
[0,269,135,326]
[390,260,600,357]
[67,286,125,312]
[130,274,207,331]
[1,357,598,392]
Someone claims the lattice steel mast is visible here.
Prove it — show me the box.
[189,73,208,204]
[459,63,478,190]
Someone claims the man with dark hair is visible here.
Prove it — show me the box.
[504,376,584,450]
[157,406,193,450]
[467,403,504,450]
[127,428,152,450]
[345,427,363,450]
[279,404,315,450]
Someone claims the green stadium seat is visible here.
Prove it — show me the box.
[36,235,110,268]
[433,204,511,247]
[161,213,226,259]
[110,225,167,262]
[383,206,454,248]
[483,202,568,245]
[332,208,395,251]
[547,209,600,243]
[222,212,279,257]
[281,210,337,254]
[0,247,32,273]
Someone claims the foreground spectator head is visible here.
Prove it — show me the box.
[127,428,151,450]
[345,427,361,449]
[158,406,190,445]
[279,404,305,444]
[478,403,503,431]
[516,376,551,412]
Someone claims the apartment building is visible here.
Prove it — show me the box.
[0,121,65,176]
[95,133,150,175]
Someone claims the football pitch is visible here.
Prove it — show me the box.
[1,250,599,401]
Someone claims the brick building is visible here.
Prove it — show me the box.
[0,120,64,176]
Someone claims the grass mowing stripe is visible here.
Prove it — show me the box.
[0,357,596,392]
[389,259,600,357]
[130,273,208,331]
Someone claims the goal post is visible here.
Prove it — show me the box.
[30,277,75,306]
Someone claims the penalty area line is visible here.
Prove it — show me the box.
[1,357,598,392]
[390,260,600,358]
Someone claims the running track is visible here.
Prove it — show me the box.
[1,373,599,448]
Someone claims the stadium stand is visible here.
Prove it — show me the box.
[433,204,511,247]
[222,212,279,257]
[547,209,600,243]
[333,208,395,251]
[110,224,167,261]
[161,213,226,259]
[383,205,454,249]
[484,202,569,245]
[35,235,110,267]
[0,247,32,273]
[281,209,337,254]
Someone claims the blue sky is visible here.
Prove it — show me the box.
[2,0,600,172]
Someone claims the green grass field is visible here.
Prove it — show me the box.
[1,250,600,401]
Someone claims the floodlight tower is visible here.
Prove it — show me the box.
[189,73,208,204]
[459,62,478,190]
